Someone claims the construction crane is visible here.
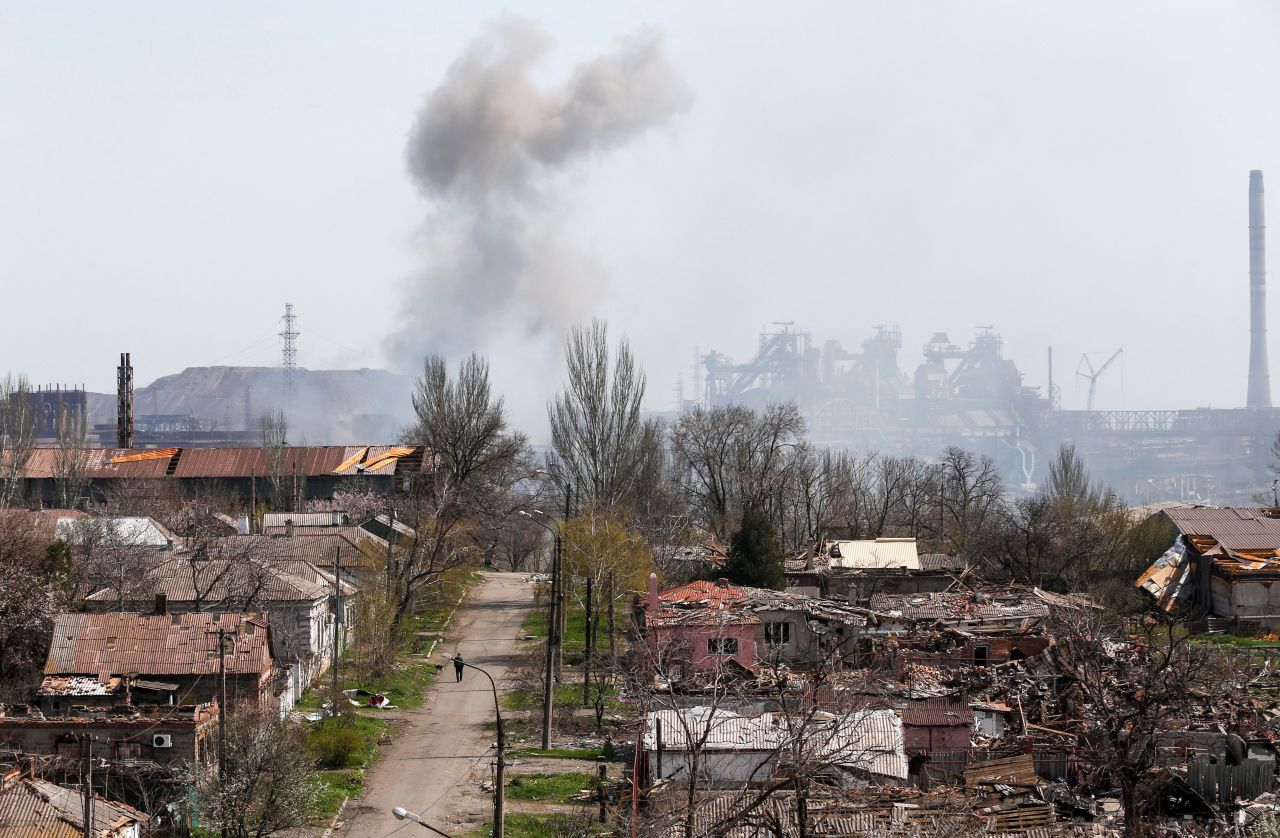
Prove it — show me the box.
[1076,349,1123,411]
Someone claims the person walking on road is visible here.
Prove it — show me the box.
[453,652,465,683]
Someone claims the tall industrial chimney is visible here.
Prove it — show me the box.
[116,352,135,449]
[1249,170,1272,408]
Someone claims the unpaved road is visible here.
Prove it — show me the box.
[341,572,534,838]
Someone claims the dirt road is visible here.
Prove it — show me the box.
[341,572,535,838]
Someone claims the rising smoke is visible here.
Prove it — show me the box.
[386,18,691,374]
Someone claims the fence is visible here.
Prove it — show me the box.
[1186,760,1274,804]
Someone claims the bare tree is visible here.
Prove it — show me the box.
[549,320,665,512]
[199,706,321,837]
[386,353,530,634]
[640,632,900,838]
[0,375,36,508]
[407,353,527,488]
[52,402,90,509]
[1047,607,1226,838]
[936,446,1002,560]
[260,408,290,509]
[63,517,160,609]
[670,403,805,542]
[0,510,58,684]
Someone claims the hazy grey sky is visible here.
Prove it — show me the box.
[2,2,1279,432]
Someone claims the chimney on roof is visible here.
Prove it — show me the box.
[715,577,730,588]
[648,572,658,611]
[154,593,166,616]
[285,518,294,538]
[1249,170,1273,408]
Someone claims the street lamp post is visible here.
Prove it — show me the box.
[443,654,506,838]
[519,509,560,751]
[391,807,453,837]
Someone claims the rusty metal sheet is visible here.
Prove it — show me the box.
[108,447,179,464]
[46,612,273,676]
[351,445,416,474]
[332,446,370,474]
[171,446,352,478]
[1166,507,1280,551]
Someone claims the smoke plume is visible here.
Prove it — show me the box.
[386,18,691,370]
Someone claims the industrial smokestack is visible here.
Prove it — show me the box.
[116,352,135,449]
[1249,171,1272,409]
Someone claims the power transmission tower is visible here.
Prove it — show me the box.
[279,304,299,392]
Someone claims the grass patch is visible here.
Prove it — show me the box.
[1199,633,1280,648]
[312,769,364,821]
[522,607,550,639]
[504,681,626,713]
[343,662,436,711]
[307,714,387,769]
[506,772,596,804]
[468,813,601,838]
[509,746,604,760]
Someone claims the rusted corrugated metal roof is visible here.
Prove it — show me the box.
[1165,507,1280,551]
[10,445,425,480]
[19,448,175,479]
[900,705,974,727]
[45,612,273,677]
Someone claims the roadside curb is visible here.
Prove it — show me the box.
[320,796,349,838]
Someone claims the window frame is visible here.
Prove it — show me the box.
[764,621,791,646]
[707,637,740,656]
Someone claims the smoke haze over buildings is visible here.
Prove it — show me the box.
[386,18,690,393]
[2,3,1280,434]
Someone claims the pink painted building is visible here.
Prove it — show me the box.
[643,577,759,672]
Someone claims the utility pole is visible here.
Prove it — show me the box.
[557,487,571,676]
[597,761,607,823]
[385,506,396,594]
[82,735,93,838]
[494,734,506,838]
[218,627,228,838]
[541,533,558,750]
[332,547,342,716]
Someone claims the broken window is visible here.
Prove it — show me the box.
[764,622,791,645]
[708,637,739,655]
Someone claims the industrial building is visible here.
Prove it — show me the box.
[689,172,1280,504]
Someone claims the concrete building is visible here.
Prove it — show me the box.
[0,702,217,767]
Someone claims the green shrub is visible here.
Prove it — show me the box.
[310,726,365,769]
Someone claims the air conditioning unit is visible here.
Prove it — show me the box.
[152,734,173,749]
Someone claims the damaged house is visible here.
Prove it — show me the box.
[640,577,868,674]
[37,611,277,712]
[816,538,967,605]
[1137,506,1280,631]
[81,546,356,712]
